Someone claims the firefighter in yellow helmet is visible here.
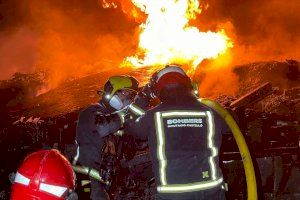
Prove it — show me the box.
[74,75,139,200]
[124,65,228,200]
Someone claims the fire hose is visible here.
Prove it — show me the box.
[72,99,257,199]
[72,165,110,186]
[200,99,257,200]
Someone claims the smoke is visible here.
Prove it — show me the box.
[195,0,300,65]
[188,0,300,97]
[0,28,40,78]
[0,0,299,93]
[0,0,138,88]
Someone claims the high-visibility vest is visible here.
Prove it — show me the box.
[154,110,223,193]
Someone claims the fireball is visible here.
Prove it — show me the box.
[103,0,233,72]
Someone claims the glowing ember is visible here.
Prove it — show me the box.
[122,0,232,71]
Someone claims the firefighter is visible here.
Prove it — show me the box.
[11,149,77,200]
[124,65,227,200]
[74,75,139,200]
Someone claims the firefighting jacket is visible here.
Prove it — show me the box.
[75,101,123,168]
[124,94,228,194]
[74,94,149,167]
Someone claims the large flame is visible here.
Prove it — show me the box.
[114,0,233,71]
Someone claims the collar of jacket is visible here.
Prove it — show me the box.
[159,87,196,104]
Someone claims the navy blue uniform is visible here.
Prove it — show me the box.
[125,91,227,200]
[76,102,122,200]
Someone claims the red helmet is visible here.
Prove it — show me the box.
[11,149,76,200]
[151,65,192,97]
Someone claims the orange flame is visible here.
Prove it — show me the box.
[102,0,117,8]
[110,0,233,72]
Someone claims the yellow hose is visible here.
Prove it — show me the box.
[200,98,257,200]
[72,165,110,186]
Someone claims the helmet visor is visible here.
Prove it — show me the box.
[109,95,124,110]
[108,89,137,110]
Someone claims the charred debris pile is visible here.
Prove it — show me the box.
[0,60,299,197]
[222,60,300,158]
[0,60,299,158]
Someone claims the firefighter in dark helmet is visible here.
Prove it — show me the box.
[74,75,139,200]
[124,65,227,200]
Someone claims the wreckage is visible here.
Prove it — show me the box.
[0,61,299,199]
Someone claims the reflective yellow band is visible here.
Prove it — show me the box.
[155,110,219,188]
[81,180,91,186]
[129,104,145,116]
[72,141,79,165]
[157,177,223,193]
[155,112,167,185]
[206,111,217,180]
[161,111,206,117]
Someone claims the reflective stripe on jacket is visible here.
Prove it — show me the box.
[155,110,223,193]
[125,97,228,194]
